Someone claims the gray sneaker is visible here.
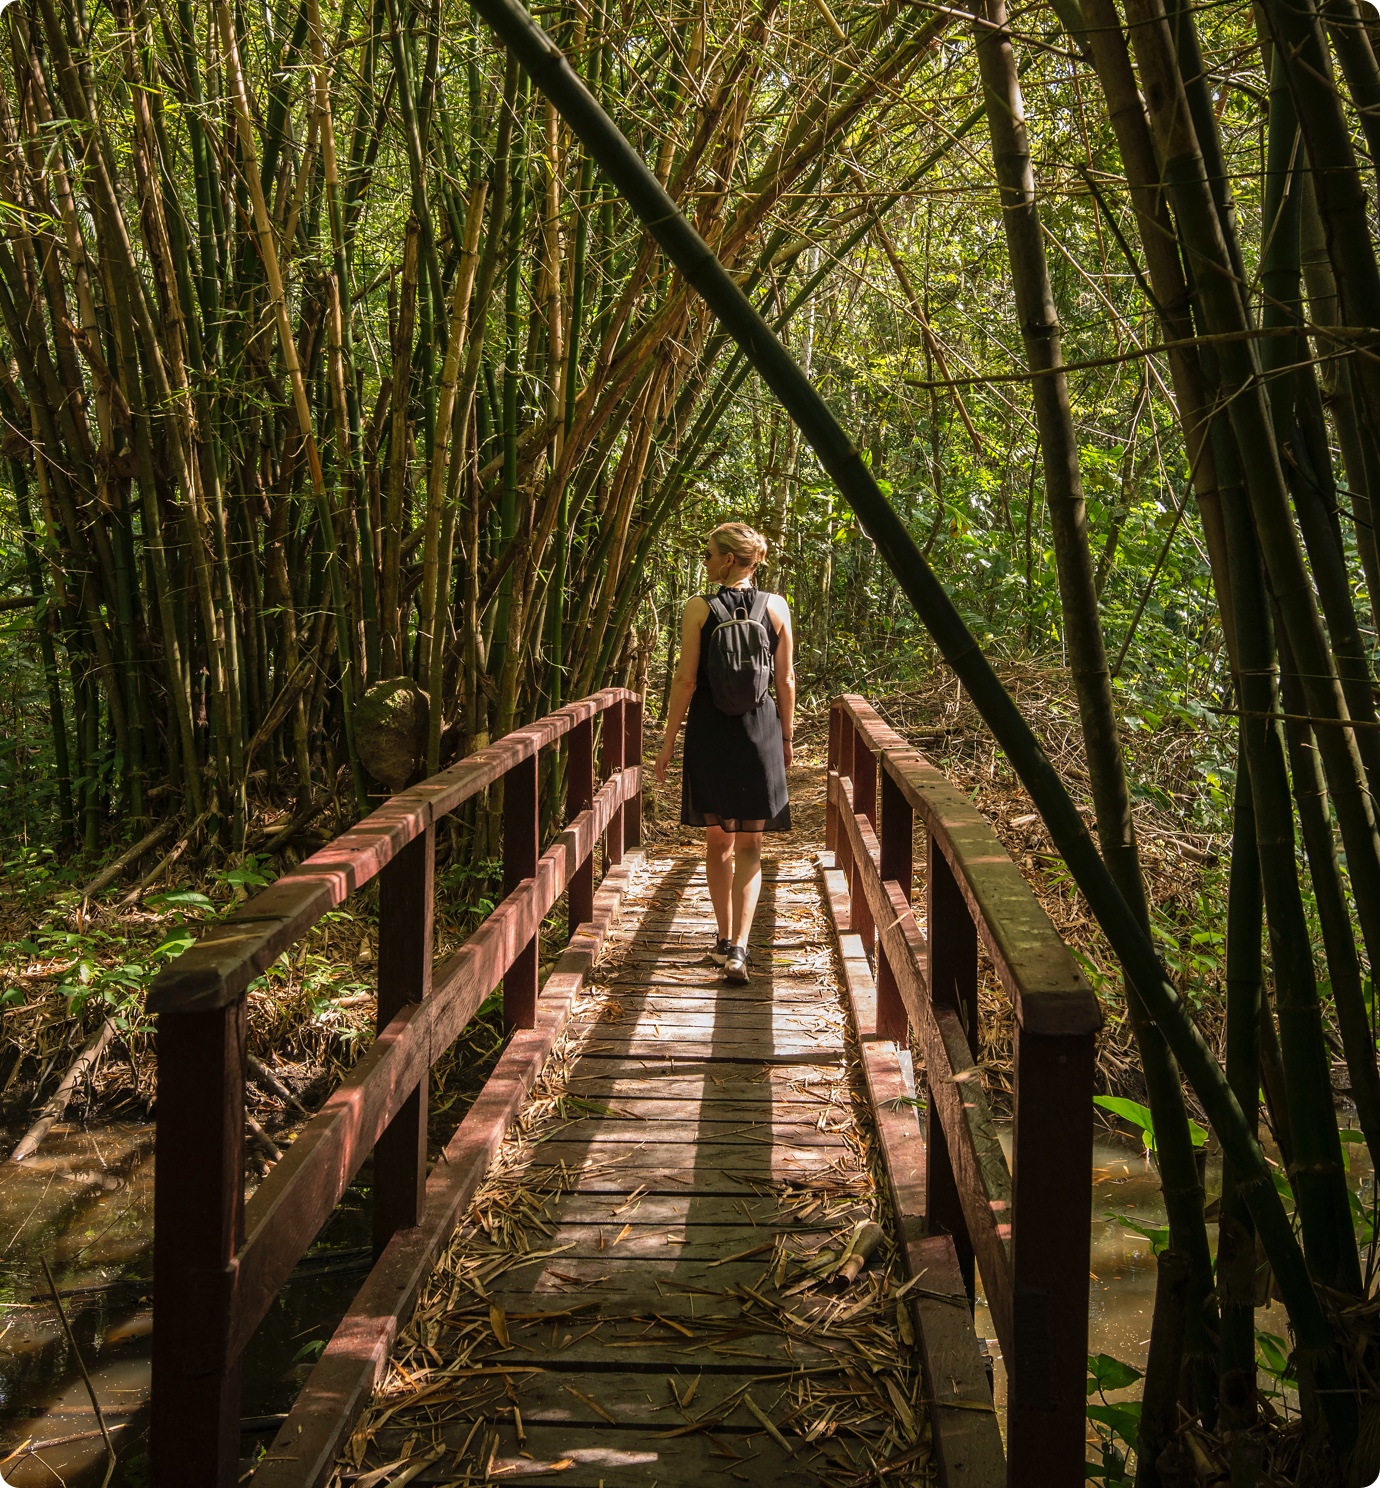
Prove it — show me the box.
[724,945,750,983]
[710,938,732,966]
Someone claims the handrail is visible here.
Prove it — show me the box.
[146,689,642,1487]
[828,694,1100,1484]
[149,689,634,1013]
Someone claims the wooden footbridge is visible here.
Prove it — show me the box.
[146,691,1100,1487]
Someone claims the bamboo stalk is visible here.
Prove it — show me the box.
[973,0,1220,1437]
[422,181,489,772]
[9,1021,116,1164]
[470,0,1358,1447]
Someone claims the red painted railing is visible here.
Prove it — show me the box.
[145,690,642,1486]
[828,695,1101,1484]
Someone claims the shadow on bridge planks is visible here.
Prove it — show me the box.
[344,846,941,1486]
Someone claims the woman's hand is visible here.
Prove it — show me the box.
[782,737,794,769]
[654,739,675,784]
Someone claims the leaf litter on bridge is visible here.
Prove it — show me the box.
[330,840,935,1486]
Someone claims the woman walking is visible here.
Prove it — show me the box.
[654,522,795,983]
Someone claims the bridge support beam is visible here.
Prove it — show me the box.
[877,767,911,1044]
[375,823,435,1250]
[151,1000,246,1488]
[503,755,540,1030]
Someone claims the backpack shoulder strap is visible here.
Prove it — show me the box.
[748,591,771,623]
[706,589,733,624]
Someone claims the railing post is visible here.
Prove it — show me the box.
[374,823,434,1252]
[877,763,911,1045]
[850,730,877,958]
[1007,1026,1096,1483]
[151,1000,246,1487]
[623,694,642,851]
[503,753,540,1030]
[567,715,595,930]
[926,831,979,1301]
[836,708,855,924]
[602,698,626,868]
[826,701,842,854]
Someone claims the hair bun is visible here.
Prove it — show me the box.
[709,521,769,568]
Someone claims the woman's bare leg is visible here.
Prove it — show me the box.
[730,831,764,946]
[706,825,735,940]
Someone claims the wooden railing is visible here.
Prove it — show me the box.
[145,689,642,1487]
[828,695,1101,1482]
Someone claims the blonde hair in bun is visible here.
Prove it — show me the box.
[708,521,768,570]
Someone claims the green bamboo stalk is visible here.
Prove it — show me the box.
[422,181,488,773]
[546,31,597,719]
[12,460,74,846]
[491,71,529,697]
[469,0,1359,1451]
[1217,743,1260,1431]
[384,0,446,334]
[972,0,1219,1440]
[383,217,421,677]
[1126,0,1380,1148]
[1276,623,1380,1171]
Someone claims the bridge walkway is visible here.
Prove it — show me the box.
[149,692,1089,1488]
[335,844,939,1486]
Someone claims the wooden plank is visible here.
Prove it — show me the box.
[148,691,636,1013]
[906,1233,1008,1488]
[574,1041,844,1064]
[527,1120,850,1148]
[531,1097,853,1122]
[385,1420,828,1487]
[517,1139,859,1170]
[249,862,635,1488]
[481,1255,809,1295]
[512,1164,865,1196]
[833,775,1015,1347]
[464,1327,849,1371]
[565,1067,851,1096]
[367,1365,876,1433]
[544,1194,869,1228]
[529,1221,859,1258]
[573,1008,843,1029]
[819,859,1006,1488]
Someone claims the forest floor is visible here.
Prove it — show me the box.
[0,671,1240,1156]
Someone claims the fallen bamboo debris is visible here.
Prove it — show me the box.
[332,845,938,1486]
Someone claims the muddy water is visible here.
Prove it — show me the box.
[0,1122,373,1485]
[974,1129,1166,1410]
[976,1122,1377,1434]
[6,1114,1373,1479]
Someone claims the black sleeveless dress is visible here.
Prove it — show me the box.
[681,586,792,834]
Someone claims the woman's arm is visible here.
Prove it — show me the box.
[769,595,796,768]
[654,597,708,783]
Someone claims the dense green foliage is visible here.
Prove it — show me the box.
[6,0,1380,1475]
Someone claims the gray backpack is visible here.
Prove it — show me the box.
[705,589,773,716]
